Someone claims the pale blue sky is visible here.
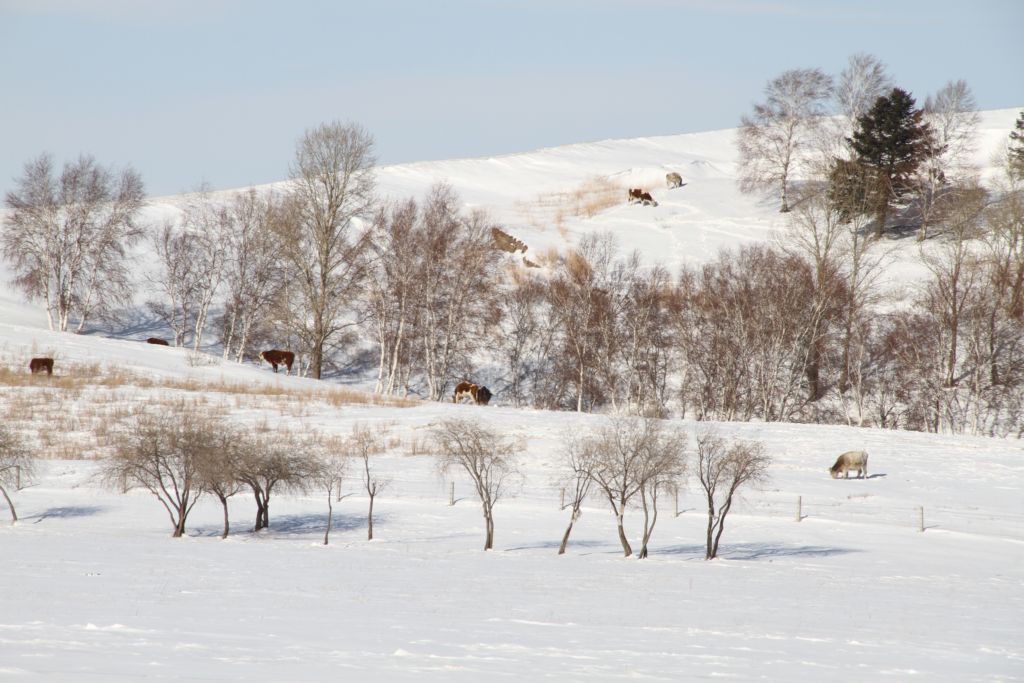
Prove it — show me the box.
[1,0,1021,198]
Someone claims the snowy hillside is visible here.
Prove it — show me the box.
[2,111,1023,681]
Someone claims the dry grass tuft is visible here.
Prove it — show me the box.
[517,176,626,233]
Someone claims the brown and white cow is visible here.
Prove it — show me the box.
[627,188,658,206]
[29,357,54,375]
[452,381,492,405]
[829,450,868,479]
[259,349,295,375]
[146,337,170,346]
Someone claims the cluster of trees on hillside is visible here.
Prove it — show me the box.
[734,55,1024,435]
[4,97,1024,437]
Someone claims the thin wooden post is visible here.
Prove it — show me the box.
[449,481,455,506]
[674,486,680,518]
[796,495,802,522]
[15,466,21,491]
[918,506,925,533]
[336,480,342,502]
[560,488,565,511]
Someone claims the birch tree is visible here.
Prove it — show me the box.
[2,153,145,332]
[220,189,285,362]
[281,121,376,379]
[416,185,500,400]
[738,68,833,212]
[366,198,423,395]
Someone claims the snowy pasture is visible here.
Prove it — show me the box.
[2,111,1024,681]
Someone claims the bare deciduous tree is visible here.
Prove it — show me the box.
[916,80,982,239]
[314,436,349,546]
[433,418,521,551]
[835,53,893,124]
[588,416,683,558]
[920,183,989,388]
[366,198,422,395]
[492,269,555,408]
[635,425,686,559]
[0,424,34,523]
[695,429,770,560]
[195,426,245,539]
[220,189,287,363]
[738,68,833,212]
[556,432,597,555]
[348,424,389,540]
[235,429,318,532]
[548,233,617,412]
[102,407,217,537]
[281,121,376,379]
[147,221,203,347]
[416,185,501,400]
[2,153,145,332]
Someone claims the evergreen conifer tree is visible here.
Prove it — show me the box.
[847,87,933,235]
[1009,111,1024,180]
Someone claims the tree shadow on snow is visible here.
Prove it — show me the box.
[193,512,369,538]
[28,505,107,523]
[505,539,607,552]
[265,512,368,537]
[657,542,858,561]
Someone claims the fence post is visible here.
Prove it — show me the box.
[560,488,565,511]
[918,506,925,533]
[449,481,455,506]
[15,465,21,491]
[796,495,803,522]
[336,480,342,502]
[674,486,681,518]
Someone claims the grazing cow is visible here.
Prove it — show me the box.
[146,337,170,346]
[259,349,295,375]
[627,188,658,206]
[453,381,492,405]
[666,172,683,189]
[829,450,868,479]
[29,357,54,375]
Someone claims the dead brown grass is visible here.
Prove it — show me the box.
[516,176,625,233]
[0,356,418,461]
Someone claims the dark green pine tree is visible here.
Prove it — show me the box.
[1009,111,1024,181]
[848,87,933,235]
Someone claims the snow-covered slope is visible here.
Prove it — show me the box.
[1,111,1023,681]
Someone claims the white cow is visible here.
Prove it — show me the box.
[829,450,868,479]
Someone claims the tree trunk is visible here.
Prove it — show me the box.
[172,507,186,538]
[324,491,334,545]
[616,512,632,557]
[219,495,230,539]
[558,520,574,555]
[0,484,17,523]
[483,509,494,551]
[367,494,375,540]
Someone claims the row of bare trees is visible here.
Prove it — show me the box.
[48,408,766,561]
[436,417,768,560]
[99,404,388,542]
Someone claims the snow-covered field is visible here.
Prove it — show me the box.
[2,112,1024,681]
